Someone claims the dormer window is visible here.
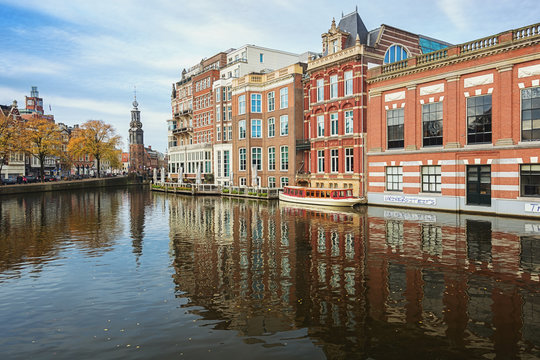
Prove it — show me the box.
[332,40,338,53]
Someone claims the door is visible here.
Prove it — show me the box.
[467,165,491,206]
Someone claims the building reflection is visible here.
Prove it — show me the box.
[0,189,124,277]
[129,188,152,263]
[169,196,540,358]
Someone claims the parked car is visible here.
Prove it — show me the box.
[43,175,57,182]
[1,177,17,185]
[22,175,37,183]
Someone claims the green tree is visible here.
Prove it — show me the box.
[68,120,122,178]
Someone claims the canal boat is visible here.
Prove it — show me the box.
[279,186,365,207]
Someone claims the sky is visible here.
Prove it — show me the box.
[0,0,538,153]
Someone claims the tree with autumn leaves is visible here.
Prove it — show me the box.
[0,105,24,177]
[24,118,64,181]
[68,120,122,178]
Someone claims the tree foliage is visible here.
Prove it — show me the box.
[0,107,23,178]
[23,118,63,181]
[68,120,122,178]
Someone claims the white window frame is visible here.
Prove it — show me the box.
[344,70,353,96]
[330,75,338,99]
[238,119,246,139]
[268,117,275,137]
[238,95,246,115]
[317,78,324,102]
[330,113,338,136]
[251,119,262,138]
[251,93,262,113]
[280,87,288,109]
[280,145,289,171]
[280,115,288,136]
[268,147,276,171]
[267,91,275,112]
[317,115,325,137]
[345,148,354,173]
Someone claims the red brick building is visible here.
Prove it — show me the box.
[230,64,305,188]
[366,23,540,217]
[303,10,448,197]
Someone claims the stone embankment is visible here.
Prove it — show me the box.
[0,176,148,196]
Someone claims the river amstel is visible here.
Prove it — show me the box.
[0,188,538,359]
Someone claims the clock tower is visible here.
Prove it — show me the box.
[129,95,145,173]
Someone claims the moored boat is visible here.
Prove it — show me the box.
[278,186,365,207]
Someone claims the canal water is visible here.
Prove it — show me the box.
[0,188,538,359]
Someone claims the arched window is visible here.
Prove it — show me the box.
[384,44,409,64]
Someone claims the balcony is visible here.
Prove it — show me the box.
[174,109,192,118]
[296,139,311,151]
[173,126,193,135]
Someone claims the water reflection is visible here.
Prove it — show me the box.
[0,189,129,278]
[169,197,540,359]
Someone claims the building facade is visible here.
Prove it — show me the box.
[231,63,306,188]
[168,53,227,182]
[304,10,449,197]
[366,23,540,217]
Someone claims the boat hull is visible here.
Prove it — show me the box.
[279,192,364,207]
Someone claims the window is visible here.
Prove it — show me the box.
[268,176,276,188]
[317,78,324,102]
[280,88,288,109]
[331,149,339,173]
[521,164,540,197]
[345,148,353,173]
[228,105,232,121]
[280,115,288,136]
[317,150,325,173]
[317,115,325,137]
[216,106,221,122]
[330,113,338,136]
[344,70,353,96]
[239,148,246,171]
[260,53,264,63]
[251,147,262,171]
[216,126,221,141]
[217,151,222,177]
[268,117,275,137]
[386,166,403,191]
[251,119,262,138]
[330,75,338,99]
[521,87,540,141]
[387,108,404,149]
[238,95,246,115]
[268,147,276,171]
[238,120,246,139]
[422,166,441,193]
[384,44,408,64]
[344,110,353,134]
[216,88,220,102]
[268,91,275,112]
[251,93,262,113]
[422,102,443,146]
[240,177,246,186]
[332,39,338,53]
[223,150,230,177]
[280,146,288,171]
[280,177,289,188]
[467,95,492,144]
